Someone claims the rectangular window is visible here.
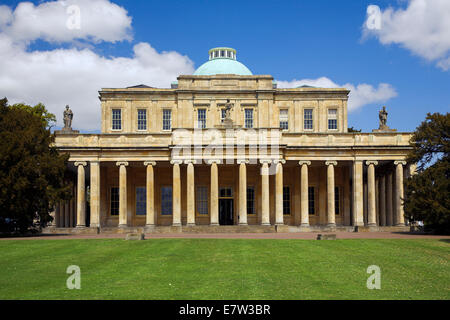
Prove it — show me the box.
[328,109,338,130]
[136,187,146,216]
[221,109,226,123]
[279,109,289,130]
[244,109,253,129]
[308,186,315,215]
[283,186,291,215]
[163,109,172,131]
[110,187,119,216]
[197,109,206,129]
[247,187,255,215]
[196,186,208,215]
[304,109,313,130]
[161,186,172,215]
[219,187,233,198]
[335,186,340,215]
[112,109,122,130]
[137,109,147,131]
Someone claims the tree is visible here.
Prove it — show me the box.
[404,112,450,234]
[0,98,70,233]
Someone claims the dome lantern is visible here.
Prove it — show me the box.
[193,47,252,76]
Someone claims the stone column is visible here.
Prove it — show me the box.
[394,161,407,226]
[59,201,65,228]
[275,160,286,226]
[185,160,196,226]
[74,162,87,228]
[55,203,61,227]
[90,161,101,228]
[171,160,182,226]
[352,160,364,226]
[299,161,311,227]
[260,160,271,225]
[326,161,337,226]
[379,175,386,226]
[238,160,249,225]
[144,161,156,227]
[64,201,70,228]
[208,160,220,226]
[386,172,393,226]
[116,161,129,228]
[366,161,378,226]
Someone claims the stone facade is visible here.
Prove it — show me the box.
[50,53,414,232]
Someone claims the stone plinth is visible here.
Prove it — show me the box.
[55,128,79,135]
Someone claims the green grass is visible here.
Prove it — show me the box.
[0,239,449,299]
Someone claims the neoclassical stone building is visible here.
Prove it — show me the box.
[49,47,414,233]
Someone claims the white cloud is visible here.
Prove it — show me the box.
[363,0,450,71]
[277,78,397,112]
[0,0,132,44]
[0,1,194,131]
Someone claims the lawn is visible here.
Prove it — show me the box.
[0,238,448,300]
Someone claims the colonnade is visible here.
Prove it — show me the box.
[52,159,411,228]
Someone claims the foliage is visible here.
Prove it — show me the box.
[348,126,362,133]
[405,112,450,234]
[0,98,70,233]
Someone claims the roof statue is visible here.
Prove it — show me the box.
[373,106,396,133]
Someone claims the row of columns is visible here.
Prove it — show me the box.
[60,158,409,228]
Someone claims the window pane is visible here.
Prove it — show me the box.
[245,109,253,129]
[136,187,146,215]
[112,109,121,130]
[197,109,206,129]
[335,187,340,215]
[304,109,313,130]
[308,186,315,215]
[219,187,233,198]
[328,109,337,130]
[197,186,208,215]
[247,187,255,215]
[221,109,226,122]
[283,186,291,215]
[137,109,147,131]
[163,109,172,131]
[110,187,119,215]
[161,186,172,215]
[280,109,289,130]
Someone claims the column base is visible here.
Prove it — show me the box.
[118,224,128,228]
[367,223,377,227]
[76,225,86,228]
[261,223,271,226]
[239,222,248,226]
[172,223,182,227]
[326,223,336,227]
[187,223,196,227]
[210,223,219,226]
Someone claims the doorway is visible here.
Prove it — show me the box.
[219,199,234,225]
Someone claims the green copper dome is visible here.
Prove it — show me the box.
[193,47,253,76]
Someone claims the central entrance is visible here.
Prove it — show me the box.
[219,187,234,225]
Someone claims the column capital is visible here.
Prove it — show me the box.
[144,161,156,167]
[74,161,87,167]
[184,159,198,165]
[366,160,379,166]
[207,159,222,165]
[170,160,183,165]
[259,159,272,164]
[273,159,286,164]
[116,161,129,167]
[237,159,249,164]
[298,160,311,166]
[394,160,407,166]
[325,160,337,166]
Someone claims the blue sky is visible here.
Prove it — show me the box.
[0,0,449,132]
